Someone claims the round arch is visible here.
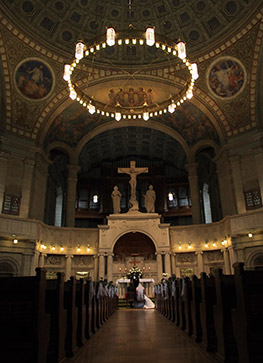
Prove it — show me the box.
[0,257,20,277]
[113,232,156,258]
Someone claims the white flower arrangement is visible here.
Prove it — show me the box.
[128,266,143,278]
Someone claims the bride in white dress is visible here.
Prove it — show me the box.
[136,282,155,309]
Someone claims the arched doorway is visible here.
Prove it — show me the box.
[112,232,157,296]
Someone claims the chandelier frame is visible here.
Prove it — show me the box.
[64,27,198,121]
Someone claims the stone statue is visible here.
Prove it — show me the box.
[111,186,122,214]
[145,185,156,213]
[118,161,148,211]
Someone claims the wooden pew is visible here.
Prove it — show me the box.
[178,278,186,331]
[191,275,203,343]
[0,268,50,363]
[213,269,238,362]
[91,282,97,334]
[75,279,86,347]
[232,263,263,363]
[174,279,181,326]
[200,272,217,352]
[84,279,93,339]
[184,277,193,336]
[45,272,67,363]
[64,277,78,357]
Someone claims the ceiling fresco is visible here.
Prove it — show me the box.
[1,0,259,56]
[44,101,219,149]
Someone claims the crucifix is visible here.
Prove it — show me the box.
[118,160,148,211]
[129,256,141,266]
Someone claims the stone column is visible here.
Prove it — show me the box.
[195,251,204,277]
[66,165,80,227]
[186,163,201,224]
[222,248,231,274]
[107,253,113,282]
[156,253,163,282]
[253,147,263,203]
[216,151,236,217]
[98,254,105,280]
[31,250,40,275]
[38,253,45,268]
[229,155,246,214]
[20,158,36,218]
[65,255,73,281]
[228,245,237,274]
[94,254,99,281]
[0,151,10,213]
[29,153,49,221]
[164,252,171,277]
[171,253,176,276]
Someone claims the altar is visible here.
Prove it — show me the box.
[116,278,155,298]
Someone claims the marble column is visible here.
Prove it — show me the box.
[228,245,237,274]
[29,153,49,221]
[98,254,105,280]
[186,163,201,224]
[164,252,171,277]
[65,255,73,281]
[20,158,36,218]
[107,253,114,282]
[156,253,163,282]
[66,164,80,227]
[0,151,10,213]
[222,248,231,274]
[94,254,99,281]
[216,151,236,217]
[171,253,176,276]
[253,147,263,203]
[229,155,246,214]
[195,251,204,277]
[38,253,45,268]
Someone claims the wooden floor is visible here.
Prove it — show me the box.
[67,309,219,363]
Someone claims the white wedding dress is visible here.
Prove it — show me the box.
[136,283,155,309]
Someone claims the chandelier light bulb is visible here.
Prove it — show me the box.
[69,89,77,100]
[168,103,175,113]
[63,64,71,81]
[106,27,116,46]
[191,63,199,80]
[143,111,149,121]
[88,103,95,114]
[146,27,155,46]
[115,112,122,121]
[186,89,193,99]
[177,41,186,59]
[75,42,84,60]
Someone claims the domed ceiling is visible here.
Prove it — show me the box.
[1,0,259,56]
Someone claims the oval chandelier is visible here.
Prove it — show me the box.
[63,26,199,122]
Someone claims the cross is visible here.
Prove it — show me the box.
[118,161,148,211]
[129,256,141,266]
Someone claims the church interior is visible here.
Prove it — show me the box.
[0,0,263,362]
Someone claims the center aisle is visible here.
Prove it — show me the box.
[67,309,217,363]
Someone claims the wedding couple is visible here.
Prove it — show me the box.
[129,275,155,309]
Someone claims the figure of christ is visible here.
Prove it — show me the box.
[118,161,148,211]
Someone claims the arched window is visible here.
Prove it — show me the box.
[203,183,212,224]
[55,186,63,227]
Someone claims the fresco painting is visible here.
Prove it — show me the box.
[15,59,53,100]
[45,102,219,149]
[208,58,245,98]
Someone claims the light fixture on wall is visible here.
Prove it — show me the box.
[221,237,227,245]
[92,195,98,204]
[204,241,209,248]
[63,22,198,121]
[77,245,81,252]
[51,245,56,251]
[87,244,91,252]
[168,192,174,201]
[13,238,18,244]
[178,242,182,250]
[60,245,64,251]
[188,241,192,249]
[248,232,253,238]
